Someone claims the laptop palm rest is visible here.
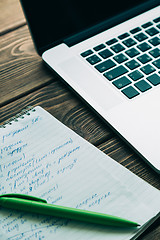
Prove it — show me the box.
[58,57,122,112]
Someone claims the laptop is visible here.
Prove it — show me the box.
[20,0,160,173]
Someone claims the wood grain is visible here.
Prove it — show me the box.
[138,218,160,240]
[0,82,113,144]
[99,137,160,189]
[0,82,159,189]
[0,25,54,106]
[0,0,26,35]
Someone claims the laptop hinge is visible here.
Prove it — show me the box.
[64,0,159,47]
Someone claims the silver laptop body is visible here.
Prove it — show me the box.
[21,1,160,172]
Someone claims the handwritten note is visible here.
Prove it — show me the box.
[0,106,160,240]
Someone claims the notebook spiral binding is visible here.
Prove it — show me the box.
[0,106,35,128]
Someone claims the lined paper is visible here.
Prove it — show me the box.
[0,106,160,240]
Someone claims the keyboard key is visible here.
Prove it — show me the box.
[149,48,160,58]
[140,64,156,75]
[153,17,160,23]
[106,38,118,45]
[95,59,116,73]
[125,59,140,70]
[86,55,101,65]
[113,76,131,89]
[157,23,160,29]
[128,70,144,81]
[130,27,141,34]
[152,58,160,69]
[99,49,113,59]
[149,36,160,46]
[104,65,128,80]
[121,86,139,99]
[137,42,151,52]
[122,38,136,47]
[137,54,152,64]
[134,33,148,42]
[125,48,140,58]
[81,49,93,57]
[113,53,128,63]
[141,22,153,29]
[145,27,159,36]
[118,32,130,40]
[111,43,125,53]
[134,80,152,92]
[93,44,106,51]
[147,73,160,85]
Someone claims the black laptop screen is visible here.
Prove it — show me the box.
[20,0,155,54]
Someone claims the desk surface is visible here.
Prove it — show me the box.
[0,1,160,239]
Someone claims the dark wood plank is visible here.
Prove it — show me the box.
[0,25,54,107]
[99,138,160,189]
[138,218,160,240]
[0,81,113,144]
[0,0,26,35]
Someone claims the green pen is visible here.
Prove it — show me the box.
[0,194,140,228]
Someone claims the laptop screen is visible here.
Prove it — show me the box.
[20,0,156,54]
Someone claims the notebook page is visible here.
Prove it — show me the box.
[0,106,159,240]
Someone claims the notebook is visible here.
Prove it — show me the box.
[19,0,160,173]
[0,106,160,240]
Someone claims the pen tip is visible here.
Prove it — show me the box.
[133,223,140,227]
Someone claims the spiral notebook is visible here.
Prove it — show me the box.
[0,106,160,240]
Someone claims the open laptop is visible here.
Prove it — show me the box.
[20,0,160,173]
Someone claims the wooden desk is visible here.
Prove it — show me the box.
[0,1,159,239]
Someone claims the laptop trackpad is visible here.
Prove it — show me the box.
[59,57,123,112]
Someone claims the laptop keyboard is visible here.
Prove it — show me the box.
[80,17,160,99]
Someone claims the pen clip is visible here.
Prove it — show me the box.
[0,194,47,203]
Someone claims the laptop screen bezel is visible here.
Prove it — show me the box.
[20,0,159,55]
